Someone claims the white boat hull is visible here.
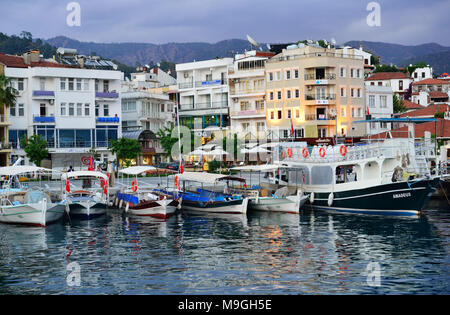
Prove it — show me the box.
[249,192,309,214]
[181,197,249,214]
[0,202,66,227]
[126,199,178,219]
[68,199,107,219]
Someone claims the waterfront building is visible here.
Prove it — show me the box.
[121,70,176,165]
[228,50,275,141]
[365,85,393,135]
[0,63,12,166]
[365,72,412,99]
[264,44,366,143]
[411,78,450,106]
[176,57,233,140]
[411,66,433,82]
[0,50,123,169]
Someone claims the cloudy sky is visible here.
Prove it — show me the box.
[0,0,449,46]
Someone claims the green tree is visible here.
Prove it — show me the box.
[0,73,19,109]
[156,124,180,158]
[406,62,427,75]
[20,135,49,166]
[373,64,399,73]
[108,137,142,168]
[393,93,406,113]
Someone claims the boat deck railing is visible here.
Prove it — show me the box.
[280,140,436,164]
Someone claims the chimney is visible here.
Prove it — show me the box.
[77,56,86,68]
[22,50,41,65]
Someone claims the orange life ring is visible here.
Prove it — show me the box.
[340,145,347,157]
[287,148,293,158]
[319,147,326,158]
[280,150,286,158]
[131,180,138,192]
[302,147,309,158]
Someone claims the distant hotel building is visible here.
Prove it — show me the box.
[176,58,233,139]
[264,44,366,142]
[0,49,123,169]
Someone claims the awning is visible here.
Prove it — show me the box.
[170,171,245,184]
[122,129,157,141]
[61,171,109,180]
[0,166,56,176]
[119,165,158,175]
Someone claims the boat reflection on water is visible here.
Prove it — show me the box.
[248,211,300,227]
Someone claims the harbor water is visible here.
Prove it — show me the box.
[0,207,448,295]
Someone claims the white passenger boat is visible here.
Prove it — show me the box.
[277,118,441,216]
[61,171,109,219]
[231,164,309,214]
[165,172,249,214]
[117,166,181,219]
[0,166,67,227]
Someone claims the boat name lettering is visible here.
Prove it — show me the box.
[392,192,411,199]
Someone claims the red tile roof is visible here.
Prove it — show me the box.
[370,119,450,139]
[400,103,450,118]
[412,78,450,86]
[428,91,449,99]
[0,53,76,69]
[366,72,410,81]
[403,100,423,110]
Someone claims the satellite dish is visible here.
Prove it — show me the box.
[246,34,260,47]
[331,38,336,46]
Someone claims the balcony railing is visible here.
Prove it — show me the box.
[305,114,333,121]
[266,52,364,63]
[96,116,120,123]
[195,79,225,88]
[0,142,12,150]
[178,82,194,89]
[33,115,55,123]
[304,73,336,80]
[179,102,228,111]
[305,94,336,101]
[95,91,119,99]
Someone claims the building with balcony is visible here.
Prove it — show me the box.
[265,44,366,143]
[0,63,12,166]
[176,57,233,139]
[410,78,450,106]
[229,50,275,141]
[365,72,412,98]
[0,50,123,169]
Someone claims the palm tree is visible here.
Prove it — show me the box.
[0,73,18,109]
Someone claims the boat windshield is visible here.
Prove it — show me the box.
[23,190,51,204]
[336,165,358,184]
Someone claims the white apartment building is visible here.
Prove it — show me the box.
[365,85,393,135]
[229,51,274,140]
[121,76,175,165]
[365,72,412,99]
[129,66,176,89]
[411,66,433,82]
[176,58,233,139]
[1,50,123,169]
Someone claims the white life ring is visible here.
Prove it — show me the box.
[310,192,315,204]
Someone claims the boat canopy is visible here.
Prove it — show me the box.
[171,171,245,184]
[61,171,108,180]
[231,164,281,172]
[119,165,158,175]
[0,165,54,176]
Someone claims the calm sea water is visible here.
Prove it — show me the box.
[0,207,449,295]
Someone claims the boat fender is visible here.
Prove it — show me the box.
[328,193,334,207]
[125,202,129,213]
[310,192,314,204]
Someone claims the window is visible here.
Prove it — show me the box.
[84,103,90,116]
[287,109,291,119]
[414,72,418,78]
[283,130,289,138]
[277,91,282,100]
[241,122,249,131]
[380,95,387,108]
[76,78,82,91]
[295,109,300,118]
[60,78,66,91]
[69,103,74,116]
[40,78,46,91]
[269,91,274,100]
[83,79,89,91]
[10,104,16,117]
[295,129,304,138]
[286,70,291,80]
[294,69,299,79]
[275,71,281,81]
[399,80,403,90]
[378,82,382,86]
[286,90,291,99]
[18,104,24,116]
[103,104,109,116]
[277,110,282,119]
[370,82,375,86]
[68,78,74,91]
[256,122,265,131]
[351,88,354,97]
[95,80,99,92]
[318,128,327,138]
[357,107,362,117]
[95,104,99,116]
[357,89,361,98]
[18,79,24,91]
[103,80,109,92]
[268,73,273,81]
[77,103,82,116]
[240,101,250,111]
[40,104,46,116]
[270,111,274,120]
[340,87,346,97]
[369,95,375,108]
[295,89,299,98]
[421,72,425,78]
[60,103,67,116]
[351,107,355,118]
[340,67,346,77]
[341,107,346,117]
[255,100,264,110]
[350,69,354,78]
[357,69,361,78]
